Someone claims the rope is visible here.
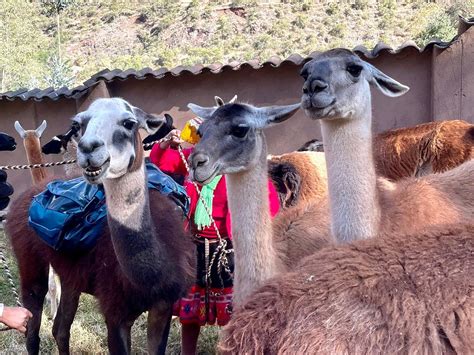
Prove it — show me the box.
[0,248,21,331]
[0,160,77,171]
[0,249,21,307]
[0,139,165,171]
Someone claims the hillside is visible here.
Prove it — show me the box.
[0,0,473,92]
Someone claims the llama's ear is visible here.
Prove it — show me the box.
[164,113,174,127]
[366,64,409,97]
[187,103,216,120]
[14,121,26,138]
[133,107,165,133]
[72,112,87,125]
[70,121,81,136]
[229,95,238,103]
[214,96,225,107]
[35,120,47,137]
[256,103,300,127]
[145,115,166,134]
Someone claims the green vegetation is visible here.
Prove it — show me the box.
[0,230,218,354]
[0,0,472,92]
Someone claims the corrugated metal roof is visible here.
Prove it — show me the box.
[1,16,472,103]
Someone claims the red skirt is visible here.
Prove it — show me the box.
[173,237,234,326]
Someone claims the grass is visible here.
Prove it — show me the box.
[0,230,218,354]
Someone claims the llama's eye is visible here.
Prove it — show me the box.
[122,120,136,130]
[79,122,87,134]
[300,68,308,80]
[230,125,249,138]
[347,64,363,77]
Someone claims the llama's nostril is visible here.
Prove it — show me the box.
[78,139,104,154]
[311,80,328,93]
[193,154,209,169]
[197,158,208,167]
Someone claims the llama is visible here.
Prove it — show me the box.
[218,48,474,354]
[41,121,80,156]
[298,138,324,152]
[220,224,474,354]
[267,151,327,208]
[13,120,61,320]
[141,113,176,150]
[374,119,474,179]
[299,120,474,180]
[14,120,48,184]
[188,102,331,307]
[41,122,88,178]
[6,98,195,354]
[298,48,473,243]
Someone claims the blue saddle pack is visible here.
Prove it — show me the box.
[28,163,189,253]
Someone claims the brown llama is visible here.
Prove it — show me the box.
[14,120,61,320]
[299,120,474,181]
[274,120,473,210]
[6,99,195,354]
[219,224,474,354]
[14,120,48,183]
[268,151,327,208]
[374,119,474,179]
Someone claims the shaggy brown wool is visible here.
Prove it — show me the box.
[220,224,474,354]
[374,120,474,180]
[22,131,48,184]
[378,159,474,236]
[272,198,332,268]
[268,151,327,208]
[299,120,474,181]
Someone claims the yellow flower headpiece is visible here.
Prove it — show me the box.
[180,117,202,145]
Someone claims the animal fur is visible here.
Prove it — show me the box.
[375,120,474,180]
[14,121,48,184]
[298,138,324,152]
[219,223,474,354]
[299,119,474,181]
[268,151,327,208]
[6,168,195,354]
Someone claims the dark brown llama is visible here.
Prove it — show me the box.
[6,100,195,355]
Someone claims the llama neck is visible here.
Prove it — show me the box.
[103,163,162,286]
[320,107,380,243]
[225,134,279,307]
[24,136,47,184]
[63,139,81,177]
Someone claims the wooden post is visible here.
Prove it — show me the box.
[460,28,474,123]
[431,37,463,121]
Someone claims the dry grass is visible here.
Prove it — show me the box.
[0,230,218,354]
